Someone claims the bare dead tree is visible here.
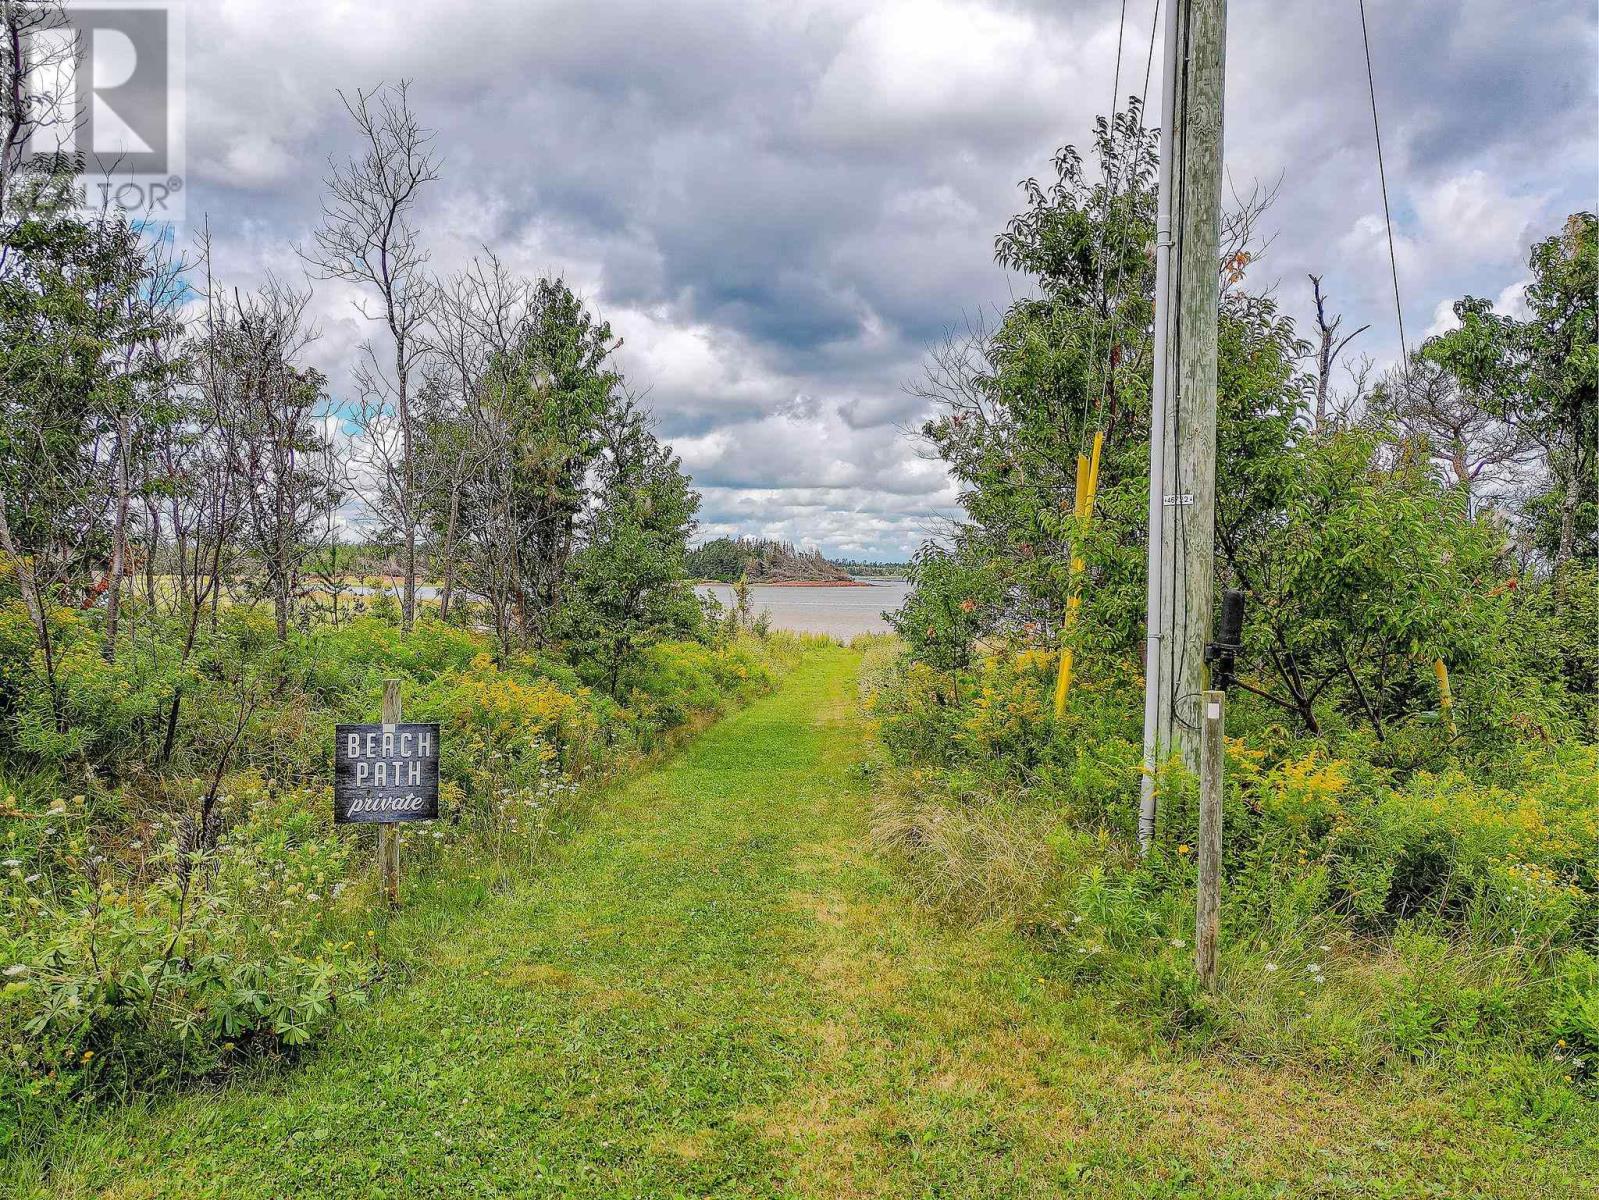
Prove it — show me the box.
[420,252,533,623]
[1307,275,1370,431]
[1217,173,1283,295]
[1376,355,1538,517]
[448,257,537,656]
[212,277,336,641]
[301,80,438,633]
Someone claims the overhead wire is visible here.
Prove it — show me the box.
[1358,0,1410,392]
[1077,0,1132,464]
[1092,0,1164,436]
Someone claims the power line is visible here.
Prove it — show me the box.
[1087,0,1164,441]
[1079,0,1132,460]
[1358,0,1410,389]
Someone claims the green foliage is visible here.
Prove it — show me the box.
[0,604,809,1148]
[557,399,704,697]
[868,643,1598,1083]
[0,786,370,1150]
[9,650,1594,1196]
[899,115,1589,761]
[1424,211,1597,568]
[0,174,181,592]
[874,123,1594,1100]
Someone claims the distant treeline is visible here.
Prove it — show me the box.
[686,537,851,583]
[833,559,910,578]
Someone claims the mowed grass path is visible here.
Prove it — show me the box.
[16,648,1597,1197]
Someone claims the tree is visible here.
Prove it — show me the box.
[0,1,76,222]
[1306,274,1369,431]
[420,254,529,623]
[558,397,700,696]
[208,279,338,641]
[101,233,187,660]
[1423,212,1597,571]
[1371,353,1534,514]
[899,117,1584,746]
[0,168,172,718]
[302,81,438,633]
[1216,425,1510,738]
[491,277,621,645]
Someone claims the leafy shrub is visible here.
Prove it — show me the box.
[0,784,371,1151]
[1549,950,1599,1080]
[0,607,810,1148]
[866,631,1598,1088]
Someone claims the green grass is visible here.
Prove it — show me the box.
[7,646,1596,1197]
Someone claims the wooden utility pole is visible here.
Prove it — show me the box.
[379,679,402,907]
[1195,689,1225,987]
[1140,0,1229,849]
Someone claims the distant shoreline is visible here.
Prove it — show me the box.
[694,579,876,588]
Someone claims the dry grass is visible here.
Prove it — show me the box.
[869,786,1056,922]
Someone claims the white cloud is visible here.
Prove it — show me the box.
[167,0,1593,558]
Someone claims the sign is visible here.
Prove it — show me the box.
[334,722,440,824]
[1162,493,1196,507]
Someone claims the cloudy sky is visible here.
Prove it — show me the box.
[175,0,1595,560]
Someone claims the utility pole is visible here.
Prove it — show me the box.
[1139,0,1228,850]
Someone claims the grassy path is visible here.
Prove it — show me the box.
[15,647,1596,1197]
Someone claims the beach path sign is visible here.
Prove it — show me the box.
[334,722,441,823]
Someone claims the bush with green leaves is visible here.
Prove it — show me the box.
[0,784,371,1152]
[0,603,812,1148]
[864,640,1598,1086]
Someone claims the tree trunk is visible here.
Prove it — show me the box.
[397,339,417,634]
[1555,457,1578,573]
[0,495,61,727]
[105,416,132,662]
[438,447,466,621]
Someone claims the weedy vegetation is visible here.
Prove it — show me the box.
[865,110,1597,1133]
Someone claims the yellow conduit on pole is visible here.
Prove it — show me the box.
[1434,658,1456,735]
[1054,431,1103,718]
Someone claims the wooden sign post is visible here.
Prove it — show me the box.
[1195,689,1225,988]
[378,681,402,907]
[335,678,440,909]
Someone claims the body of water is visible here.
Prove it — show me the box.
[696,580,909,639]
[346,579,910,640]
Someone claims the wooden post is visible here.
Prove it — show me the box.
[1143,0,1230,849]
[1195,689,1224,988]
[379,678,401,908]
[1158,0,1228,773]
